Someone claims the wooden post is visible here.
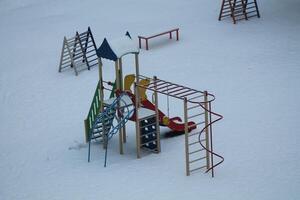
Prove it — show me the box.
[153,76,161,153]
[98,58,104,111]
[135,53,140,83]
[184,97,190,176]
[115,60,123,155]
[204,91,211,169]
[254,0,261,18]
[134,83,141,158]
[64,37,77,76]
[146,39,149,50]
[58,37,66,72]
[138,37,142,48]
[209,101,215,177]
[218,0,226,21]
[119,58,127,143]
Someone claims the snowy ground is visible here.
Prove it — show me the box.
[0,0,300,199]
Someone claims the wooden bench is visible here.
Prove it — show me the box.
[138,28,179,50]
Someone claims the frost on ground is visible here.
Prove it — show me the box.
[0,0,299,200]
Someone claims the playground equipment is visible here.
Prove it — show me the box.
[138,28,179,50]
[218,0,260,24]
[58,27,98,75]
[84,32,223,177]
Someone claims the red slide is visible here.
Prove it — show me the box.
[141,98,197,133]
[121,90,197,133]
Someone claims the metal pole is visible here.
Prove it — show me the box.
[153,76,161,153]
[204,91,211,169]
[184,97,190,176]
[134,82,141,158]
[119,58,127,143]
[115,60,123,155]
[209,102,214,177]
[135,53,140,84]
[99,58,104,112]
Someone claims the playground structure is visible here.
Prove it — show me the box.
[58,27,98,75]
[84,32,224,176]
[218,0,260,24]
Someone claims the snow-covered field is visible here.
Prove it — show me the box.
[1,0,299,199]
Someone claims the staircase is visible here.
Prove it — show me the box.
[87,93,135,166]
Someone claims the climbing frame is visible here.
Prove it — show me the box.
[136,75,224,176]
[218,0,260,24]
[58,27,98,75]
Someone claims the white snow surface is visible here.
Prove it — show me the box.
[0,0,300,199]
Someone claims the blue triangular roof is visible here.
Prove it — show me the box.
[96,33,139,61]
[96,38,118,61]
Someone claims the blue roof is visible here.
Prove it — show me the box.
[96,32,139,61]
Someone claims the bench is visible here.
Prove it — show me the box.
[138,28,179,50]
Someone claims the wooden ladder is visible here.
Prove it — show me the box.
[58,27,98,75]
[218,0,260,24]
[184,94,212,176]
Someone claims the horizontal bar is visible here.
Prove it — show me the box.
[245,6,256,10]
[141,139,157,146]
[159,85,179,93]
[171,88,193,96]
[246,10,258,15]
[140,122,157,129]
[79,31,88,36]
[146,79,163,87]
[189,148,204,155]
[188,95,204,101]
[189,156,206,164]
[148,81,167,89]
[87,57,98,63]
[86,54,97,59]
[178,91,199,98]
[189,141,199,146]
[85,49,96,55]
[138,28,179,39]
[168,87,187,95]
[141,130,157,137]
[187,104,201,110]
[189,165,207,173]
[141,147,159,153]
[188,131,201,137]
[188,121,205,128]
[246,14,259,19]
[188,112,205,119]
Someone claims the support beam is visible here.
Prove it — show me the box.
[184,98,190,176]
[134,83,141,158]
[204,91,211,170]
[153,76,161,153]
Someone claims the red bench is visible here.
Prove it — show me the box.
[138,28,179,50]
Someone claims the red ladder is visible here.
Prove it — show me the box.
[218,0,260,24]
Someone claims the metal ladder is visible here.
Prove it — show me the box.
[87,93,135,166]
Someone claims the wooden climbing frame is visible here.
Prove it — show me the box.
[218,0,260,24]
[58,27,98,75]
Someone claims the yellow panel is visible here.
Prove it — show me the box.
[138,79,150,101]
[124,74,135,92]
